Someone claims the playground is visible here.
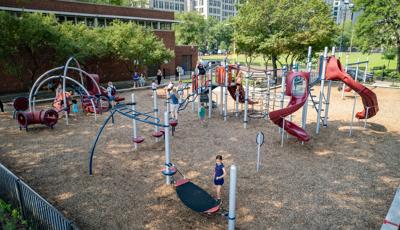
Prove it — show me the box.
[0,79,399,229]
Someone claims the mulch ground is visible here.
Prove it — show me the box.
[0,84,399,229]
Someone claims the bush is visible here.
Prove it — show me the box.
[0,198,29,230]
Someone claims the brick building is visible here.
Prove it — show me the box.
[0,0,198,93]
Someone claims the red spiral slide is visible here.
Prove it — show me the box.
[326,56,378,119]
[269,72,311,142]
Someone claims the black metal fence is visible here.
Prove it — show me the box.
[0,163,78,230]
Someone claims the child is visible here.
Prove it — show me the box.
[170,89,179,120]
[133,71,140,88]
[151,80,157,98]
[198,103,206,126]
[72,99,79,113]
[214,155,226,203]
[167,80,174,91]
[177,80,184,103]
[107,81,116,107]
[139,73,146,87]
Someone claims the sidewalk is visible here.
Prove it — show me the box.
[0,74,193,103]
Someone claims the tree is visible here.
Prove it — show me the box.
[104,21,174,74]
[0,12,66,87]
[174,12,208,51]
[234,0,337,76]
[354,0,400,73]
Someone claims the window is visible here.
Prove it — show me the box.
[160,22,172,30]
[86,17,95,27]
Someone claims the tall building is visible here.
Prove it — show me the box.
[149,0,187,12]
[326,0,356,24]
[191,0,237,21]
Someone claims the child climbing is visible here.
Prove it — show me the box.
[177,80,184,103]
[107,81,116,107]
[214,155,226,203]
[170,89,179,120]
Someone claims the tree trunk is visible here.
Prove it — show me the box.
[271,54,278,79]
[397,41,400,73]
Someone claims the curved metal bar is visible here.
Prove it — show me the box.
[28,65,101,111]
[31,75,98,122]
[89,110,117,175]
[29,66,64,111]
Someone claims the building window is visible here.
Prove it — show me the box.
[160,22,172,30]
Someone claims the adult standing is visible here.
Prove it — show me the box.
[133,71,140,88]
[156,69,163,85]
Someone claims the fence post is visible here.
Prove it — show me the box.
[14,179,26,220]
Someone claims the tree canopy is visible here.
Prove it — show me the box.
[233,0,337,74]
[354,0,400,72]
[0,12,173,88]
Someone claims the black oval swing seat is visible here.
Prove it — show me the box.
[175,179,220,214]
[132,136,145,144]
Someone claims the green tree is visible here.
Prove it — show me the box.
[208,19,234,52]
[104,21,174,74]
[0,12,65,87]
[354,0,400,73]
[234,0,337,76]
[174,12,208,51]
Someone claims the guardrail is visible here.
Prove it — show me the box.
[0,163,78,230]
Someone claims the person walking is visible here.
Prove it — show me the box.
[156,69,162,85]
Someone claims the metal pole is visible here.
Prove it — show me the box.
[281,117,285,147]
[243,72,249,128]
[349,95,357,136]
[198,74,201,113]
[363,57,369,83]
[302,46,312,130]
[153,89,159,142]
[364,107,370,128]
[235,90,239,117]
[224,64,228,121]
[256,144,261,172]
[131,94,137,150]
[166,90,170,115]
[228,165,237,230]
[324,80,332,127]
[208,65,212,119]
[316,47,328,134]
[342,54,349,99]
[355,58,360,83]
[164,111,171,184]
[265,72,271,119]
[279,66,287,134]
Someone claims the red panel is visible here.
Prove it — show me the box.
[269,71,311,142]
[204,205,220,214]
[175,178,190,187]
[325,56,379,119]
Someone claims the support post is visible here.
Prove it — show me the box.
[131,94,137,150]
[342,54,349,99]
[323,80,332,127]
[224,64,228,121]
[256,143,261,172]
[349,95,357,136]
[235,90,239,117]
[197,74,201,113]
[153,89,159,142]
[301,46,312,130]
[265,72,271,120]
[279,66,287,134]
[228,165,237,230]
[281,117,285,147]
[208,65,212,119]
[364,107,370,128]
[363,57,369,83]
[164,111,171,184]
[243,72,249,128]
[316,47,329,134]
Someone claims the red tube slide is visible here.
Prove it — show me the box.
[269,72,310,142]
[17,109,58,131]
[326,56,378,119]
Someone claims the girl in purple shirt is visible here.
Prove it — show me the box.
[214,155,226,202]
